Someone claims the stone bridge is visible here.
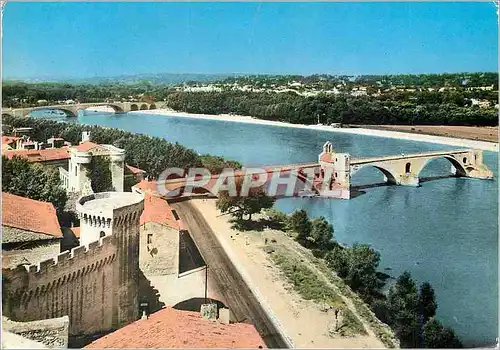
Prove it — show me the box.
[156,141,493,200]
[319,141,493,198]
[2,101,165,118]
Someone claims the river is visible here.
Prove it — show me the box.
[37,110,499,346]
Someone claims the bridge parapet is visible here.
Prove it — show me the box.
[318,143,493,198]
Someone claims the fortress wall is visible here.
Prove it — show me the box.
[111,203,144,327]
[3,235,117,336]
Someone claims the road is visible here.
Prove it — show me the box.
[170,200,289,348]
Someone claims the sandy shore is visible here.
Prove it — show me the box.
[364,125,498,143]
[190,198,386,348]
[134,109,498,152]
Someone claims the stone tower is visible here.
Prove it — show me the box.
[2,192,145,336]
[76,192,145,328]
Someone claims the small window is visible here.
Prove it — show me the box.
[100,231,106,238]
[147,234,153,244]
[463,157,467,164]
[405,162,411,174]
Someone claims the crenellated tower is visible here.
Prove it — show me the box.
[2,192,144,336]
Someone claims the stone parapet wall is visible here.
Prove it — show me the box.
[3,235,116,336]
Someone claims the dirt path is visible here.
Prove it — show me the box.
[190,198,386,348]
[284,242,379,340]
[170,200,289,348]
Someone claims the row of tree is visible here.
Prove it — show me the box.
[164,90,498,126]
[219,72,498,89]
[215,189,463,348]
[2,156,68,214]
[3,115,238,179]
[279,208,463,348]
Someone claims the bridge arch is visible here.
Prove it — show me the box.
[33,107,77,118]
[351,164,399,185]
[140,104,148,110]
[149,104,156,110]
[130,104,139,111]
[415,155,468,178]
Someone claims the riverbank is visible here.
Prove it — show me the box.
[134,109,498,152]
[363,125,498,143]
[189,198,396,348]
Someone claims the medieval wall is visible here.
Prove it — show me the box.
[3,193,145,337]
[3,236,116,336]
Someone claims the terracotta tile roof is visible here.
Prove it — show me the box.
[75,141,100,152]
[125,164,146,174]
[71,227,80,238]
[2,136,19,145]
[85,307,266,349]
[2,192,62,238]
[4,148,70,162]
[141,194,179,230]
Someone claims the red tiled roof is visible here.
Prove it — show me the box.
[141,194,178,230]
[125,164,146,174]
[2,192,62,238]
[71,227,80,238]
[2,136,19,145]
[4,148,70,162]
[85,307,266,349]
[75,141,100,152]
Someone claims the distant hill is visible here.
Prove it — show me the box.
[3,73,245,85]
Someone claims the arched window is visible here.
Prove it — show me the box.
[405,162,411,174]
[463,157,467,164]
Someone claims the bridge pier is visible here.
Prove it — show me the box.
[397,174,420,187]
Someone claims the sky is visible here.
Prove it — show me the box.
[2,2,498,79]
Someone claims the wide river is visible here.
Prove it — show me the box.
[40,110,498,346]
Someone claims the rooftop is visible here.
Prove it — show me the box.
[125,164,146,175]
[2,192,62,239]
[84,307,265,349]
[77,192,144,216]
[141,193,179,230]
[4,148,71,162]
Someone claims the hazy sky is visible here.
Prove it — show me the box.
[2,2,498,79]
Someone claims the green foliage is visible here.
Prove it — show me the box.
[422,318,463,348]
[86,155,113,192]
[326,243,383,303]
[3,115,237,179]
[199,154,242,174]
[419,282,437,324]
[309,216,335,248]
[216,185,275,221]
[164,88,498,127]
[2,155,67,214]
[263,208,288,229]
[386,271,421,348]
[270,250,367,337]
[286,209,311,240]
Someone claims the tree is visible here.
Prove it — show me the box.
[386,271,421,348]
[422,318,462,348]
[287,209,311,243]
[87,155,113,192]
[2,156,67,214]
[344,243,382,300]
[309,216,334,248]
[216,178,275,221]
[419,282,437,324]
